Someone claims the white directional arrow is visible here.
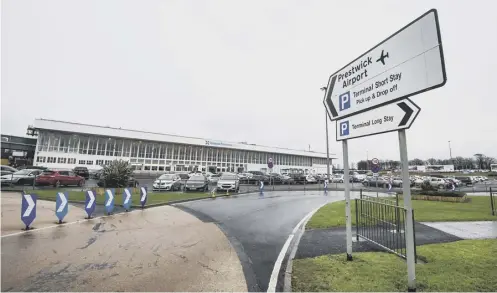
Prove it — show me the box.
[23,194,35,217]
[336,98,420,141]
[140,187,147,202]
[124,189,131,204]
[57,192,67,213]
[105,189,114,206]
[86,191,95,209]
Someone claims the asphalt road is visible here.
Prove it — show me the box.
[175,190,348,292]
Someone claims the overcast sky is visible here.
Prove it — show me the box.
[2,0,496,166]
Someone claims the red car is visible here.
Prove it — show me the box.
[35,170,85,187]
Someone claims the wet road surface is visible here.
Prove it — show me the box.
[175,190,350,291]
[1,204,247,292]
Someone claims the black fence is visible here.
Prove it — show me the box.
[355,191,417,260]
[491,187,496,216]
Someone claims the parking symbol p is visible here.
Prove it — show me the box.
[339,92,351,111]
[340,121,349,136]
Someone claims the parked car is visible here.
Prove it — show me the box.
[362,177,390,188]
[290,173,307,184]
[331,174,344,183]
[0,169,43,186]
[454,176,473,186]
[0,165,18,176]
[216,173,240,192]
[208,173,221,184]
[73,166,90,179]
[152,174,183,191]
[96,175,139,188]
[247,171,269,184]
[427,177,449,189]
[36,170,85,187]
[185,174,209,192]
[267,173,284,185]
[280,174,295,185]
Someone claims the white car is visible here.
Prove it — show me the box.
[428,177,448,189]
[331,175,344,183]
[305,175,317,183]
[217,173,239,192]
[152,173,183,191]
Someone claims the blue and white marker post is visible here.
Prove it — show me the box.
[105,189,115,215]
[324,179,329,194]
[85,190,96,219]
[259,180,264,196]
[140,186,148,209]
[55,192,68,224]
[122,188,132,212]
[21,192,37,230]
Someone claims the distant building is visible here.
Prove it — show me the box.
[1,134,37,166]
[412,165,454,172]
[29,119,336,174]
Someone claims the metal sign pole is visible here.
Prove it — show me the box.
[398,129,416,291]
[342,140,353,261]
[325,110,331,181]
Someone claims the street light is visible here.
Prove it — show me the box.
[448,140,454,169]
[321,86,331,181]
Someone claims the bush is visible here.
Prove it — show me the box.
[398,189,466,198]
[420,180,437,191]
[488,172,497,177]
[101,159,133,188]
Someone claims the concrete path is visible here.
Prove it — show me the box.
[421,221,497,239]
[1,195,247,291]
[1,192,87,235]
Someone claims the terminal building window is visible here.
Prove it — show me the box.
[79,160,86,165]
[96,138,106,156]
[79,136,89,154]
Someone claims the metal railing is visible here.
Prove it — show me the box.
[355,191,417,261]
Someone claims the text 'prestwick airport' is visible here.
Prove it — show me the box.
[337,56,373,89]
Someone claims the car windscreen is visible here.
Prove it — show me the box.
[158,174,175,180]
[220,175,237,180]
[189,176,205,181]
[13,169,31,175]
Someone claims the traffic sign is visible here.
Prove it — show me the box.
[140,187,148,208]
[55,192,68,223]
[371,158,380,165]
[371,165,381,173]
[323,9,446,121]
[21,193,37,229]
[336,98,420,141]
[268,157,274,169]
[105,189,115,215]
[123,188,132,211]
[85,190,96,218]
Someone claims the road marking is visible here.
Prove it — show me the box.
[1,210,136,239]
[267,202,329,293]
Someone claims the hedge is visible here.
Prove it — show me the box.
[398,190,466,197]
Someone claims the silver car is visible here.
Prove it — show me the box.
[185,174,209,192]
[152,174,183,191]
[216,173,240,192]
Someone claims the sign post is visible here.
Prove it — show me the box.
[123,188,132,212]
[55,192,68,224]
[322,9,447,292]
[140,187,148,209]
[85,190,96,219]
[105,189,115,215]
[21,192,37,230]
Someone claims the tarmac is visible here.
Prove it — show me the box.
[1,192,247,291]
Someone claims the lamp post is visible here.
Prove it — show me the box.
[448,140,454,169]
[321,86,331,181]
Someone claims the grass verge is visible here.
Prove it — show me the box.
[32,190,211,206]
[292,239,497,292]
[306,196,495,230]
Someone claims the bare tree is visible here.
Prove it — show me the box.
[474,154,484,170]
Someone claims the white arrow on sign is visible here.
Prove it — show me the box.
[23,194,35,217]
[140,187,147,202]
[324,9,446,121]
[105,189,113,206]
[86,191,95,209]
[336,98,420,141]
[57,192,67,213]
[124,189,131,204]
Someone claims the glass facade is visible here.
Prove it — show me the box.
[35,131,330,170]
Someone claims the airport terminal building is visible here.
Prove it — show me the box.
[29,119,335,175]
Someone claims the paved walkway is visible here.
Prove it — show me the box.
[1,192,247,291]
[421,221,497,239]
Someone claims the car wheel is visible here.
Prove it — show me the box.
[78,180,84,187]
[54,180,61,188]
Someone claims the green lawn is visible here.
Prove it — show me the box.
[307,196,495,230]
[33,189,212,206]
[292,239,497,292]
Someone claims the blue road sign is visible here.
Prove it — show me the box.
[55,192,68,223]
[105,189,115,215]
[259,181,264,195]
[140,187,148,208]
[21,192,37,228]
[85,190,96,218]
[371,164,381,173]
[123,188,132,211]
[268,158,274,169]
[324,179,328,193]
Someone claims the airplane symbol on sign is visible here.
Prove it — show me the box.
[376,49,389,65]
